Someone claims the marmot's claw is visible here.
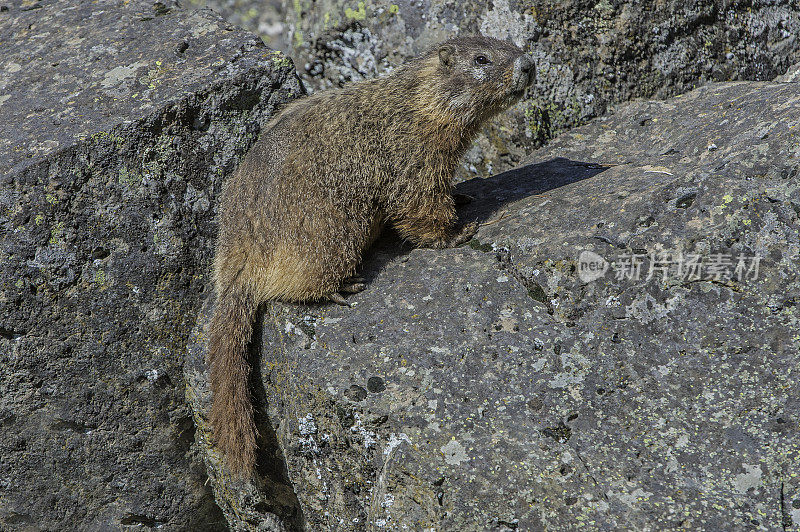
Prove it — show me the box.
[341,282,366,294]
[450,221,479,247]
[453,193,475,206]
[328,292,352,306]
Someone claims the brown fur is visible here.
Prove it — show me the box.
[208,36,534,476]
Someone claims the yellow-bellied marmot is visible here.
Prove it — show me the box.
[208,36,535,476]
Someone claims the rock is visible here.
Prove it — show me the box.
[776,63,800,82]
[272,0,800,179]
[0,0,302,529]
[185,0,289,50]
[187,80,800,529]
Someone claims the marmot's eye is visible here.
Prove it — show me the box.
[474,54,491,66]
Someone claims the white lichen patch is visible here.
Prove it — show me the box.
[350,412,377,449]
[384,432,411,457]
[441,438,469,465]
[381,493,394,508]
[611,488,653,506]
[549,344,591,388]
[298,413,318,436]
[493,305,519,332]
[100,61,148,92]
[732,463,762,494]
[625,293,672,324]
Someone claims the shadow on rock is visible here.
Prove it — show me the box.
[360,156,609,284]
[248,313,307,529]
[456,156,611,221]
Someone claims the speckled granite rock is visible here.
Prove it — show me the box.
[267,0,800,180]
[0,1,302,529]
[776,62,800,83]
[185,0,289,49]
[187,80,799,530]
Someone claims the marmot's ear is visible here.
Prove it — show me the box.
[438,44,455,68]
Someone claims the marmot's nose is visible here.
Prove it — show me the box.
[518,55,535,85]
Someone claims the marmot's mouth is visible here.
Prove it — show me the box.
[509,84,528,101]
[513,73,533,94]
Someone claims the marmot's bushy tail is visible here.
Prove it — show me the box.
[207,282,258,476]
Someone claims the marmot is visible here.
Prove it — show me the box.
[208,36,535,476]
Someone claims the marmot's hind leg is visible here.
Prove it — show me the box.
[449,222,479,246]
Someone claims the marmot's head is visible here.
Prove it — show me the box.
[423,36,534,125]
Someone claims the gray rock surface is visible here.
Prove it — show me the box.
[186,0,289,50]
[272,0,800,179]
[187,80,799,529]
[0,1,301,529]
[777,62,800,83]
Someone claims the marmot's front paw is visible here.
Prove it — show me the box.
[449,221,479,247]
